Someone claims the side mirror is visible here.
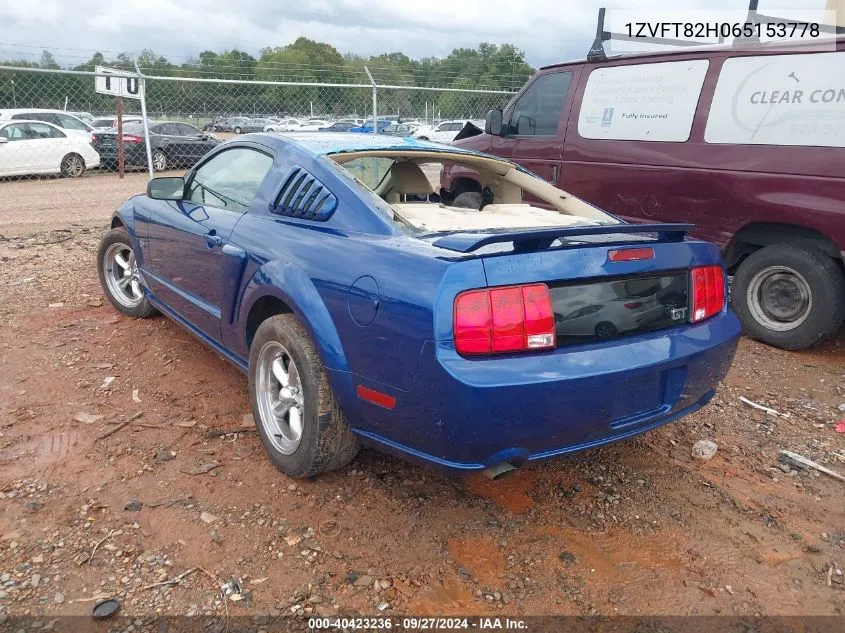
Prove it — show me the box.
[147,176,185,201]
[0,137,7,144]
[485,109,503,136]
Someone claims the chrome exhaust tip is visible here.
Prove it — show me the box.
[483,462,518,481]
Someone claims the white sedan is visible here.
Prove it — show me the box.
[264,118,302,132]
[297,119,331,131]
[413,120,484,143]
[0,120,100,178]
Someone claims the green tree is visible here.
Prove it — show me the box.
[39,50,60,69]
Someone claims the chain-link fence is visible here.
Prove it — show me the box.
[0,64,514,181]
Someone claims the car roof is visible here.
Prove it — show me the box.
[251,131,526,165]
[0,108,82,116]
[0,119,63,129]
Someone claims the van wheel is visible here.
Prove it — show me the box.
[732,244,845,350]
[249,314,359,478]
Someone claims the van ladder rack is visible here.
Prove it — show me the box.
[588,1,845,63]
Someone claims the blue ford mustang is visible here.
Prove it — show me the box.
[97,132,740,479]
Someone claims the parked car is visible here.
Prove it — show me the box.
[90,115,144,130]
[319,121,358,133]
[450,12,845,350]
[91,121,220,171]
[69,111,95,124]
[414,119,483,143]
[297,119,331,131]
[349,119,392,133]
[0,119,100,178]
[381,122,419,137]
[96,132,739,479]
[263,118,303,132]
[205,117,263,134]
[0,109,93,138]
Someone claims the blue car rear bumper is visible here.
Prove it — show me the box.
[332,310,741,472]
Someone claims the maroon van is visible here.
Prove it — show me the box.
[447,16,845,350]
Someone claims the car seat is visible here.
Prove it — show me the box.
[384,162,434,203]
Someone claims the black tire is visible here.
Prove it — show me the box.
[60,153,85,178]
[418,136,429,141]
[249,314,359,478]
[151,149,167,172]
[213,126,220,132]
[732,244,845,350]
[97,228,157,318]
[234,126,242,134]
[595,321,617,339]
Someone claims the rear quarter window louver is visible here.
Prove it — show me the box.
[272,166,338,221]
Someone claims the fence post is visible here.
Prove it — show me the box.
[134,61,155,180]
[363,66,377,135]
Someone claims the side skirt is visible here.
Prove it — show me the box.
[147,295,249,375]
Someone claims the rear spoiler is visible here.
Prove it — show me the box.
[431,223,695,254]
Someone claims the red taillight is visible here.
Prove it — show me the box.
[608,247,654,262]
[624,301,643,309]
[690,265,725,323]
[454,283,555,355]
[122,135,143,143]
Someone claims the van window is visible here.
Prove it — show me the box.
[705,51,845,148]
[577,60,709,142]
[505,72,573,136]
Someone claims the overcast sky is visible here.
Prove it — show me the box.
[0,0,832,68]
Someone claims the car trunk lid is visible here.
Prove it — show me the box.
[432,223,705,348]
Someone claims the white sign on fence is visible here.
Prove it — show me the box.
[94,66,143,100]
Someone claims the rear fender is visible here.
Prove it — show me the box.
[234,259,350,375]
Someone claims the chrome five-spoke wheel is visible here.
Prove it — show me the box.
[256,342,305,455]
[103,242,143,308]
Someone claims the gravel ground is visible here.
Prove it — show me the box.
[0,176,844,627]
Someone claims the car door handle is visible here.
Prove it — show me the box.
[205,230,224,248]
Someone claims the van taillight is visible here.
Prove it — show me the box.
[454,284,556,355]
[691,266,725,323]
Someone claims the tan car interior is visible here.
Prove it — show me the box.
[329,151,617,232]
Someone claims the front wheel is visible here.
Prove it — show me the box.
[60,153,85,178]
[234,126,243,134]
[97,228,157,318]
[732,244,845,350]
[249,314,359,478]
